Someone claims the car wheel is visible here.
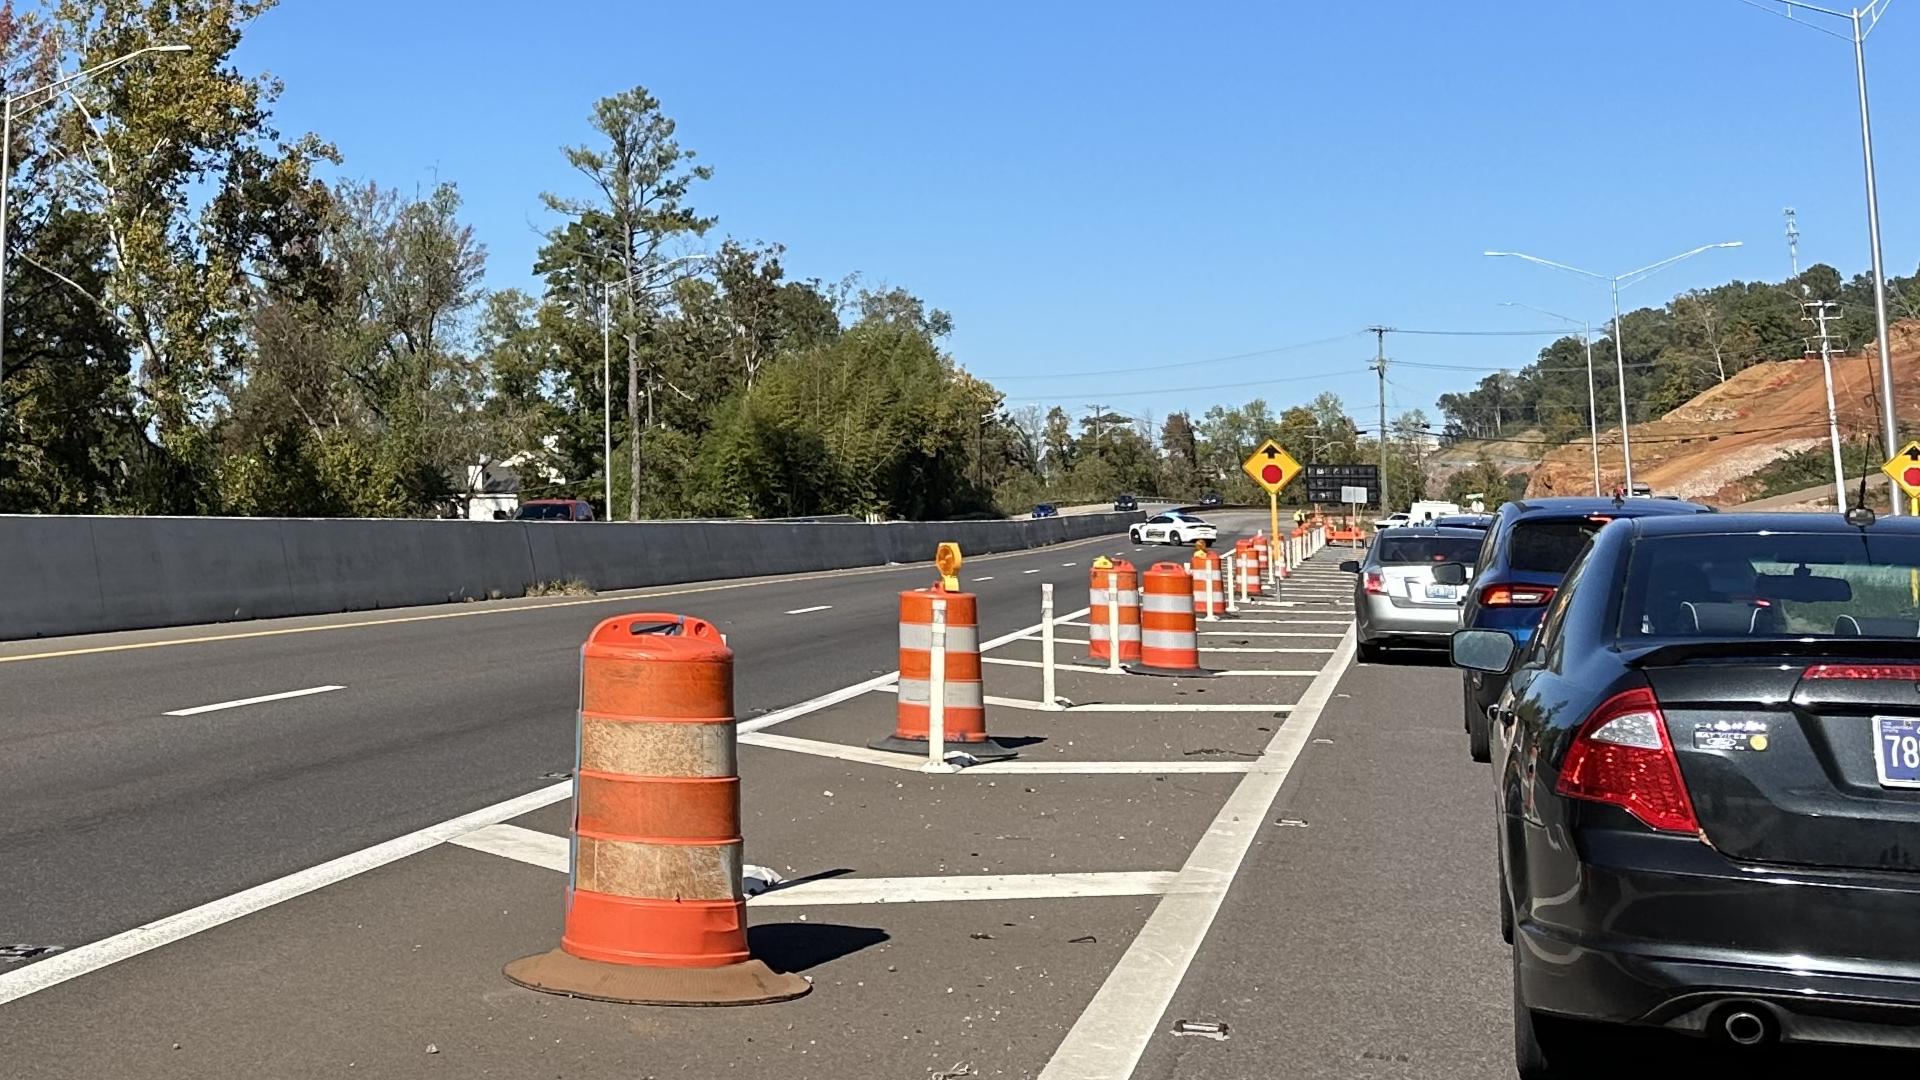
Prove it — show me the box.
[1169,530,1184,545]
[1129,528,1140,543]
[1468,706,1491,764]
[1513,951,1593,1079]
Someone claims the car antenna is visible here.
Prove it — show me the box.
[1847,392,1877,529]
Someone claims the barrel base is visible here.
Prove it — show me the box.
[505,949,811,1007]
[1124,662,1216,679]
[868,732,1019,761]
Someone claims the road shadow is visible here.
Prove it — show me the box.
[748,923,889,973]
[1367,649,1453,668]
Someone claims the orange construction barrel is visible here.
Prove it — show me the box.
[1129,563,1210,677]
[871,587,1015,760]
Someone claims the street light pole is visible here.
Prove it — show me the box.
[1742,0,1899,508]
[1484,242,1743,496]
[1501,301,1602,495]
[0,44,191,390]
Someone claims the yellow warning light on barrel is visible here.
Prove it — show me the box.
[935,542,964,592]
[1092,555,1114,570]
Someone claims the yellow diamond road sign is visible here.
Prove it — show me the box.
[1241,439,1302,495]
[1882,441,1920,499]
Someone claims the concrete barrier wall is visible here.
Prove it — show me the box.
[0,511,1141,641]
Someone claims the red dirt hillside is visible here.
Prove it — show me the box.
[1525,319,1920,505]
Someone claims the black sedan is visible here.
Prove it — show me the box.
[1451,511,1920,1075]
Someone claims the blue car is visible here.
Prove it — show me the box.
[1032,503,1059,519]
[1456,495,1714,763]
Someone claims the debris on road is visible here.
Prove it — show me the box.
[1068,935,1097,944]
[1170,1019,1230,1041]
[931,1062,976,1080]
[0,944,64,962]
[1274,817,1309,828]
[743,865,786,896]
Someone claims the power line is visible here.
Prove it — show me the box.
[1000,367,1373,403]
[1390,327,1579,337]
[976,332,1368,381]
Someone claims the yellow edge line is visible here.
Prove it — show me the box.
[0,531,1140,665]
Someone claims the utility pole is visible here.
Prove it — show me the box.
[1085,404,1108,456]
[1805,298,1851,511]
[1369,326,1390,513]
[1784,207,1800,278]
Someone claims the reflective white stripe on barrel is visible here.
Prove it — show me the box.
[1089,587,1142,606]
[899,623,980,652]
[1142,592,1190,613]
[897,677,986,708]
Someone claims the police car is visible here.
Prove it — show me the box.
[1128,511,1219,546]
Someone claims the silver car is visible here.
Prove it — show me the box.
[1340,526,1483,661]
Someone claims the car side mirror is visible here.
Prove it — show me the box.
[1451,628,1517,674]
[1432,562,1468,587]
[1338,560,1361,574]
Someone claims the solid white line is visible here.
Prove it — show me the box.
[163,685,345,716]
[755,871,1178,905]
[0,781,571,1007]
[1202,631,1346,638]
[868,685,1286,713]
[740,731,935,770]
[783,604,833,615]
[441,828,1180,904]
[448,823,569,872]
[1037,628,1357,1080]
[737,672,900,734]
[741,732,1258,774]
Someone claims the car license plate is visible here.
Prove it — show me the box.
[1873,716,1920,789]
[1425,583,1458,600]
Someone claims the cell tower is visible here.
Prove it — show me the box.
[1784,207,1800,278]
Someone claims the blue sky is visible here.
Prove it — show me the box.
[238,0,1917,433]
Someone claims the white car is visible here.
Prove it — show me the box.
[1129,511,1219,546]
[1373,512,1412,530]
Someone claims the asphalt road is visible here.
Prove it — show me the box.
[0,522,1233,959]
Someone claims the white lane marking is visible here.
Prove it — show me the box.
[448,823,568,871]
[1201,631,1346,638]
[446,828,1181,903]
[1205,646,1337,654]
[982,657,1109,672]
[740,732,1256,774]
[783,605,833,615]
[163,685,345,716]
[1062,562,1077,566]
[974,576,995,581]
[1038,628,1357,1080]
[0,781,570,1007]
[1023,569,1042,574]
[880,685,1292,714]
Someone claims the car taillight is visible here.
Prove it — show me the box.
[1804,664,1920,681]
[1479,584,1556,607]
[1555,686,1699,834]
[1363,572,1385,595]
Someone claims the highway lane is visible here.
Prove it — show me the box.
[1,516,1264,964]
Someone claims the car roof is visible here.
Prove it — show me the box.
[1626,511,1920,538]
[1500,495,1713,520]
[1376,526,1484,538]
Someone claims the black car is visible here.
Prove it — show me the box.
[1452,511,1920,1075]
[1454,496,1714,762]
[1198,491,1224,507]
[1114,493,1138,512]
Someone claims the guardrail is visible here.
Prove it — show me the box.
[0,511,1144,641]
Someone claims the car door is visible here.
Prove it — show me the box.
[1143,514,1172,542]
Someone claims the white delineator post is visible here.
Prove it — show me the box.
[1041,583,1061,710]
[1106,570,1123,675]
[1201,561,1217,623]
[921,599,960,773]
[1223,554,1239,615]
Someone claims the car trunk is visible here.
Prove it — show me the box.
[1637,644,1920,873]
[1378,564,1464,609]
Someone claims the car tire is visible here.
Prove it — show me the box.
[1357,641,1385,663]
[1498,863,1514,945]
[1468,706,1491,764]
[1129,528,1141,543]
[1169,531,1183,546]
[1513,951,1592,1079]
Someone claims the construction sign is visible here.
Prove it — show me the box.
[1241,440,1303,495]
[1883,442,1920,501]
[934,542,964,592]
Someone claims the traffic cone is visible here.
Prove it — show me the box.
[1128,562,1211,677]
[505,614,811,1006]
[1087,557,1141,664]
[871,587,1015,760]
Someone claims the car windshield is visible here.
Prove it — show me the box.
[1377,535,1480,565]
[515,503,573,520]
[1620,532,1920,638]
[1509,517,1610,574]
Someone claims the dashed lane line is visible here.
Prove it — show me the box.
[783,605,833,615]
[163,685,345,717]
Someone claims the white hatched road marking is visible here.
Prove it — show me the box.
[739,733,1258,774]
[163,685,345,717]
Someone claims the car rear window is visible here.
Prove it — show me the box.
[515,503,574,520]
[1620,532,1920,638]
[1508,517,1609,574]
[1377,536,1480,565]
